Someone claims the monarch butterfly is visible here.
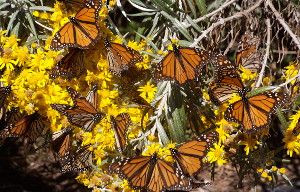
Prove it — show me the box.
[225,90,288,133]
[156,44,211,84]
[0,112,48,143]
[60,144,93,172]
[212,54,238,78]
[52,127,73,160]
[50,0,102,50]
[236,32,262,73]
[109,153,192,192]
[50,48,85,79]
[51,84,105,132]
[170,132,218,177]
[104,39,143,76]
[208,73,244,105]
[110,113,132,153]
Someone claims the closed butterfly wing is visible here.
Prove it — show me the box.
[110,153,191,192]
[0,112,47,143]
[104,39,143,76]
[208,74,244,105]
[213,54,238,79]
[61,145,93,172]
[50,1,101,50]
[170,132,217,177]
[51,85,105,131]
[225,91,288,132]
[50,48,85,79]
[236,32,262,73]
[52,127,73,160]
[157,45,211,84]
[111,113,132,152]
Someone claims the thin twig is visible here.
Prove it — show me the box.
[255,18,271,88]
[266,0,300,50]
[272,73,300,92]
[273,50,299,54]
[224,27,240,55]
[186,0,238,28]
[190,0,263,47]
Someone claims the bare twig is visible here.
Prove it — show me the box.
[255,18,271,88]
[190,0,264,47]
[186,0,238,28]
[273,50,299,54]
[272,73,300,92]
[266,0,300,50]
[224,28,240,55]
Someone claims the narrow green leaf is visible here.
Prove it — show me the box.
[151,0,175,17]
[25,35,48,45]
[277,108,288,131]
[6,10,19,35]
[29,6,53,12]
[116,0,131,22]
[128,0,157,12]
[165,106,186,143]
[25,12,38,40]
[195,0,207,16]
[247,86,275,97]
[148,13,160,37]
[156,119,170,145]
[185,14,202,32]
[127,12,156,17]
[161,11,193,41]
[186,0,197,18]
[11,21,20,36]
[0,2,9,10]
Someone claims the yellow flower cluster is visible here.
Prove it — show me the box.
[257,166,287,182]
[284,110,300,156]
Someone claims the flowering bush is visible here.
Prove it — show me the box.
[0,0,300,191]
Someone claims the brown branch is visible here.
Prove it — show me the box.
[266,0,300,50]
[256,18,271,88]
[190,0,264,47]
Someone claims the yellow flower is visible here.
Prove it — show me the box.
[138,81,157,103]
[283,130,300,156]
[239,66,257,82]
[206,143,227,166]
[279,167,286,174]
[240,135,259,155]
[283,61,299,84]
[216,119,230,144]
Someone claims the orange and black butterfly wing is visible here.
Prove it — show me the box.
[51,86,104,131]
[157,46,210,84]
[148,158,191,192]
[225,92,287,132]
[52,127,73,160]
[236,32,262,72]
[0,112,46,143]
[50,2,101,50]
[111,113,132,153]
[208,74,244,105]
[212,54,238,79]
[50,48,85,79]
[105,39,143,76]
[170,132,217,177]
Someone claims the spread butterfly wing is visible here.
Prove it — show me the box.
[111,113,132,152]
[225,92,287,132]
[157,46,210,84]
[50,3,101,50]
[170,132,217,177]
[105,39,143,76]
[110,154,191,192]
[50,48,85,79]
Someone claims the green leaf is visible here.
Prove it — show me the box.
[6,10,19,35]
[156,119,170,145]
[29,6,53,12]
[247,86,275,97]
[0,2,9,10]
[195,0,207,16]
[150,0,175,17]
[186,0,197,18]
[160,11,193,41]
[127,12,156,17]
[165,105,186,143]
[128,0,157,12]
[135,32,159,52]
[11,21,20,36]
[25,12,38,40]
[185,14,202,32]
[276,108,288,131]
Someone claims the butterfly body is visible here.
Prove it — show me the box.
[50,2,101,50]
[110,153,191,192]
